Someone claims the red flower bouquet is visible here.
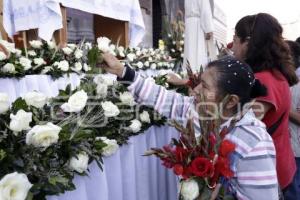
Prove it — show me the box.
[145,116,236,200]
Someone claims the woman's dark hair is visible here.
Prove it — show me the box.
[207,56,267,106]
[286,40,300,69]
[296,37,300,45]
[235,13,298,86]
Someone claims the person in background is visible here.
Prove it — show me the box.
[231,13,299,196]
[288,40,300,78]
[286,40,300,200]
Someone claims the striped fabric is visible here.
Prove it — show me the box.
[127,73,278,199]
[127,74,201,136]
[225,110,278,200]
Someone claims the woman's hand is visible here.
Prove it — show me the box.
[99,53,125,77]
[166,73,188,86]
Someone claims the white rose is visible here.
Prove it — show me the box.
[117,46,124,52]
[158,70,169,76]
[0,52,7,61]
[23,91,47,108]
[41,66,52,74]
[84,42,92,50]
[101,101,120,117]
[136,50,141,57]
[170,63,175,68]
[158,62,163,67]
[129,119,142,133]
[74,49,83,59]
[137,61,143,69]
[61,90,88,113]
[0,93,9,114]
[57,60,69,72]
[9,110,32,133]
[109,44,116,51]
[0,172,32,200]
[140,111,150,123]
[28,50,37,57]
[96,83,108,98]
[181,53,184,58]
[150,63,157,70]
[148,57,153,61]
[99,137,119,157]
[144,61,150,67]
[119,92,135,106]
[180,40,184,45]
[67,44,77,50]
[93,74,114,86]
[180,179,199,200]
[119,51,125,57]
[69,152,89,173]
[29,40,43,49]
[62,47,73,55]
[47,41,56,49]
[97,37,111,52]
[126,53,136,62]
[83,63,91,72]
[33,58,46,67]
[15,49,22,57]
[20,57,32,70]
[26,122,61,148]
[72,62,82,72]
[168,33,172,38]
[2,63,15,73]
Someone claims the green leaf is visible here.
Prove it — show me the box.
[0,149,6,161]
[25,192,34,200]
[87,47,102,69]
[48,176,69,187]
[11,98,28,112]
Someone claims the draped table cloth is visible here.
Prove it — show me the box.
[3,0,145,46]
[0,74,178,200]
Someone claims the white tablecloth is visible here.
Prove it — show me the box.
[3,0,145,46]
[0,74,178,200]
[47,125,178,200]
[3,0,62,41]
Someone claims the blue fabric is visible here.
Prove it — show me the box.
[283,157,300,200]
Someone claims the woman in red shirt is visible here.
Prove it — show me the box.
[231,13,298,197]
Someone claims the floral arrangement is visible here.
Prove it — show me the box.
[162,12,185,69]
[0,74,166,199]
[145,94,237,199]
[0,36,180,79]
[119,46,175,71]
[0,40,93,79]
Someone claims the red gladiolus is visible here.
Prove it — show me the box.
[175,146,189,163]
[215,156,234,178]
[173,164,184,175]
[227,42,233,49]
[190,157,214,177]
[219,140,236,157]
[162,158,175,168]
[186,80,193,88]
[182,166,193,180]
